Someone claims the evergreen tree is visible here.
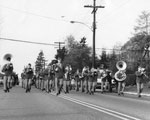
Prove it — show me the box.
[134,11,150,35]
[35,50,46,73]
[62,35,92,72]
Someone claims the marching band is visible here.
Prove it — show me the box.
[1,54,149,98]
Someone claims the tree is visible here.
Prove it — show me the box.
[134,11,150,35]
[121,11,150,71]
[63,35,92,72]
[35,50,46,73]
[108,49,118,74]
[55,46,67,61]
[99,48,109,68]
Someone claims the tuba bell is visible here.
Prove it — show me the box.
[3,53,12,61]
[116,61,127,71]
[115,61,127,81]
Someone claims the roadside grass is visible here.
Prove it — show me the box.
[125,83,150,94]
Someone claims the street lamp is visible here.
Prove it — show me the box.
[70,20,96,68]
[70,21,93,32]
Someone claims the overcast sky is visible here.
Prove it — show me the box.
[0,0,150,75]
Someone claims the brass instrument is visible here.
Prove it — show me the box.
[115,61,127,81]
[3,53,12,61]
[1,53,13,73]
[140,68,148,78]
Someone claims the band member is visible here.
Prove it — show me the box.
[64,64,72,93]
[55,57,64,95]
[135,66,148,97]
[98,65,107,93]
[92,68,98,93]
[21,71,26,88]
[35,71,40,89]
[43,67,49,92]
[74,69,81,91]
[105,70,113,92]
[88,68,94,95]
[32,74,36,87]
[25,63,33,93]
[50,63,57,91]
[82,66,89,93]
[117,70,126,96]
[39,69,44,90]
[1,56,13,92]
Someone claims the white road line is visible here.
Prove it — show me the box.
[61,95,141,120]
[60,95,129,120]
[50,93,141,120]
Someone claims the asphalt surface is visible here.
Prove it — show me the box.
[0,86,150,120]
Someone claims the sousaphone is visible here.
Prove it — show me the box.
[3,53,12,61]
[115,61,127,81]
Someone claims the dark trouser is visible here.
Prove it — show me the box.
[84,80,88,93]
[88,81,93,94]
[22,79,25,88]
[136,82,144,96]
[26,78,32,92]
[45,79,50,92]
[101,79,106,92]
[118,81,125,94]
[64,80,70,93]
[108,81,112,92]
[92,81,97,92]
[75,80,80,91]
[51,75,55,91]
[36,77,41,89]
[81,79,84,92]
[3,75,11,92]
[55,77,63,94]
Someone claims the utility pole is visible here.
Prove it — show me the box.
[54,42,65,50]
[84,0,104,68]
[54,42,65,60]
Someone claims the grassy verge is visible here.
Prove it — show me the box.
[125,84,150,94]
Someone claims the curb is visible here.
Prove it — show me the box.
[124,92,150,97]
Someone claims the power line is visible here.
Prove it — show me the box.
[96,47,144,52]
[0,37,145,52]
[0,4,70,23]
[97,0,131,26]
[0,37,57,46]
[97,0,130,22]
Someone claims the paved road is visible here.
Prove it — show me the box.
[0,86,149,120]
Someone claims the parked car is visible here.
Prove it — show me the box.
[96,78,116,91]
[0,78,3,85]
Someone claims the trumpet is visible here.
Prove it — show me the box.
[140,69,149,78]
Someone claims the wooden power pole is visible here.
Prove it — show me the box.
[84,0,104,68]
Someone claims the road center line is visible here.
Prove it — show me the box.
[51,93,141,120]
[60,95,129,120]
